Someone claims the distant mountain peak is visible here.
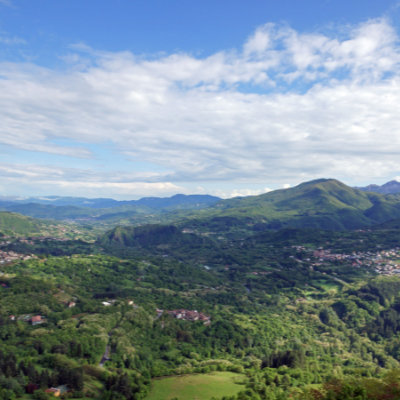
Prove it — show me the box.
[357,180,400,194]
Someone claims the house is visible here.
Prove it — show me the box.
[45,385,68,397]
[45,388,61,397]
[31,315,44,326]
[67,301,76,308]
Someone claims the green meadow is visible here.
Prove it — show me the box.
[146,372,244,400]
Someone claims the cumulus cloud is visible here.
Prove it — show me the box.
[0,163,183,198]
[1,18,400,197]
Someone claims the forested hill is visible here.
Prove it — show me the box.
[181,178,400,231]
[98,224,211,249]
[0,212,46,235]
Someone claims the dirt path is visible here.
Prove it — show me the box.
[99,332,112,367]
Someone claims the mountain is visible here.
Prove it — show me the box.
[183,178,400,231]
[357,180,400,194]
[132,194,221,210]
[0,194,221,222]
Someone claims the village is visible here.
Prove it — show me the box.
[0,249,36,264]
[291,245,400,276]
[103,301,212,325]
[0,234,74,265]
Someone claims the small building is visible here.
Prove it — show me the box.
[45,388,61,397]
[45,385,68,397]
[31,315,43,326]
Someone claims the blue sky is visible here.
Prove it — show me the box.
[1,0,400,199]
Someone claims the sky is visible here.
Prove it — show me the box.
[1,0,400,199]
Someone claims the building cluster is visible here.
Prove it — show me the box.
[293,245,400,276]
[166,309,211,324]
[0,249,36,264]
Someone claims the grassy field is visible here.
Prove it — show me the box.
[145,372,244,400]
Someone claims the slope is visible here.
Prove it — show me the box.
[0,211,45,235]
[183,179,400,231]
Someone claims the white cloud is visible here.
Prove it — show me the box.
[0,36,25,45]
[49,181,182,196]
[0,163,183,199]
[1,18,400,197]
[216,188,273,199]
[243,23,274,56]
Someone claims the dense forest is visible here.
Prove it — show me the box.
[1,226,400,399]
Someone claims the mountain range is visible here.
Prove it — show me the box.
[0,194,221,222]
[3,178,400,233]
[0,194,221,209]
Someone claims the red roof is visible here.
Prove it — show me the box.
[31,316,41,322]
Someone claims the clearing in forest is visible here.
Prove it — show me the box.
[146,371,244,400]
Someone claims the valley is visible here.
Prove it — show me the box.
[2,179,400,399]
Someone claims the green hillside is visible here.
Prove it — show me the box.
[183,179,400,231]
[0,211,96,240]
[0,211,43,235]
